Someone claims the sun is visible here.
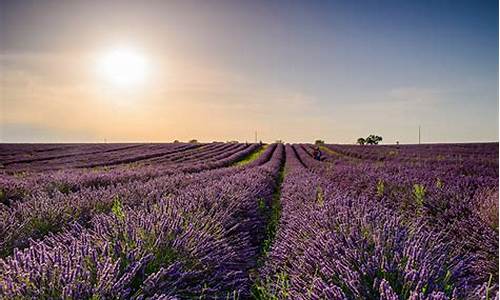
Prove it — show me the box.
[96,47,148,86]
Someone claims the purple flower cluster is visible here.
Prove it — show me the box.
[256,143,498,299]
[0,143,260,205]
[0,143,284,298]
[0,142,497,299]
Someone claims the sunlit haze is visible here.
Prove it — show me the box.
[96,47,148,87]
[0,0,498,143]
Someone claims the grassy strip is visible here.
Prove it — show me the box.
[251,160,286,299]
[320,145,361,162]
[319,145,342,157]
[260,166,285,256]
[233,145,269,166]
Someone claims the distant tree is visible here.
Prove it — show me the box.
[275,140,283,144]
[366,135,383,145]
[357,138,366,145]
[314,140,325,145]
[173,140,180,143]
[189,139,198,144]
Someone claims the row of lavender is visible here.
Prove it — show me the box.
[325,143,498,168]
[0,143,258,205]
[0,141,497,299]
[0,144,266,258]
[0,143,285,298]
[0,142,251,172]
[256,143,498,299]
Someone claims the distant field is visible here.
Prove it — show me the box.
[0,142,498,299]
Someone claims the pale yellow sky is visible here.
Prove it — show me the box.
[1,1,497,143]
[1,50,329,143]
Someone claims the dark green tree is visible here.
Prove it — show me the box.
[366,135,383,145]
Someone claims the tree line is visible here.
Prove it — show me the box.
[357,134,383,145]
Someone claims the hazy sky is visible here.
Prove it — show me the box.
[1,0,498,143]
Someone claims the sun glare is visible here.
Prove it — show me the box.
[96,47,148,86]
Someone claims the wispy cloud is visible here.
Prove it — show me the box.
[388,86,442,104]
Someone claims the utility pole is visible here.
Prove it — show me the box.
[255,131,257,143]
[418,126,421,144]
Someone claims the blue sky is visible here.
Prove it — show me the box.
[1,0,498,143]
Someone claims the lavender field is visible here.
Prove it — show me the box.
[0,142,497,299]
